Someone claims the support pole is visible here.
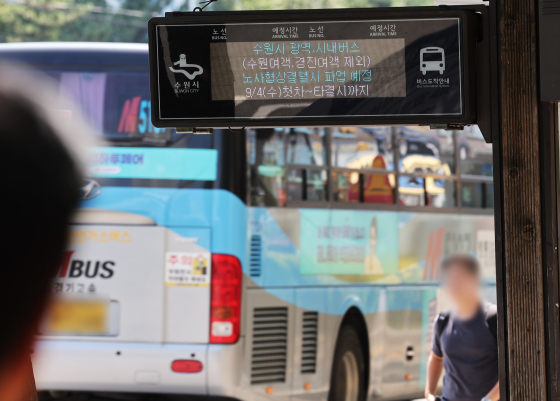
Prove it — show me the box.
[494,0,556,399]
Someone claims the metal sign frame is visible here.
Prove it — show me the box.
[148,7,479,129]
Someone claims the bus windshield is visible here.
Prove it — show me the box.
[422,52,443,62]
[40,68,238,191]
[43,70,164,143]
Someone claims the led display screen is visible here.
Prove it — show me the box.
[149,9,476,127]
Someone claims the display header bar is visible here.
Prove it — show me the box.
[148,7,478,128]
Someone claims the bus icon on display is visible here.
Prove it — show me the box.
[420,47,445,75]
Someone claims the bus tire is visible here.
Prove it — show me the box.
[328,325,367,401]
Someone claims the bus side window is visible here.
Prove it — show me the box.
[459,127,494,209]
[397,127,456,208]
[249,129,286,207]
[288,169,328,202]
[331,127,395,204]
[286,128,328,202]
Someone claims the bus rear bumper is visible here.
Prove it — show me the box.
[32,339,243,396]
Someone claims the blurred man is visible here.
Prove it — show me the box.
[0,79,81,399]
[424,254,499,401]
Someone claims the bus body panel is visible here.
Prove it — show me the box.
[53,224,167,343]
[33,340,244,395]
[291,288,329,397]
[246,206,494,400]
[241,284,429,401]
[247,207,495,290]
[43,223,213,344]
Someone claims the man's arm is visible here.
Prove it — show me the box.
[425,351,444,401]
[483,381,500,401]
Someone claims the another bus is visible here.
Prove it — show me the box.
[420,47,446,75]
[0,43,495,401]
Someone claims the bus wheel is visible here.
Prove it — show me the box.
[328,325,366,401]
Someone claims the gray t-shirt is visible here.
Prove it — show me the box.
[432,303,498,401]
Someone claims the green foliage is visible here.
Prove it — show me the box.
[211,0,387,11]
[209,0,433,11]
[0,0,179,42]
[0,0,433,43]
[0,0,82,42]
[60,0,179,43]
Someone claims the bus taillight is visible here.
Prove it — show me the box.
[210,254,242,344]
[171,360,203,373]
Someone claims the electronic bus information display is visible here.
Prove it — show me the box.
[148,9,477,128]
